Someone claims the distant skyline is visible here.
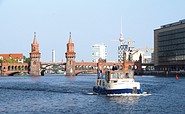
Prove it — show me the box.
[0,0,185,62]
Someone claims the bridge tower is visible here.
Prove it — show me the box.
[29,32,41,76]
[65,32,76,76]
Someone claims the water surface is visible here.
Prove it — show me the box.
[0,74,184,114]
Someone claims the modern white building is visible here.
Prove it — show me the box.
[131,50,144,62]
[92,44,107,62]
[124,49,144,62]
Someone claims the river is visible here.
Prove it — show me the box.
[0,74,184,114]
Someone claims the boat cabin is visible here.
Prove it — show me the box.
[96,70,134,86]
[105,70,134,82]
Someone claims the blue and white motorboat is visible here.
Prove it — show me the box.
[93,70,143,96]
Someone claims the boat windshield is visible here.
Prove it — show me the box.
[110,72,133,79]
[111,73,124,79]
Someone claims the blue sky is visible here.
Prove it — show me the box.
[0,0,184,62]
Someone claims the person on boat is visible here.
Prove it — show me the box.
[98,70,102,76]
[98,66,102,79]
[126,73,129,78]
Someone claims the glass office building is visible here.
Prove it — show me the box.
[154,19,185,71]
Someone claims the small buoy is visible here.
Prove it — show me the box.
[176,74,179,80]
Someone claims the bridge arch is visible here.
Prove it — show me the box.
[1,63,29,76]
[8,71,27,76]
[7,65,28,71]
[75,70,97,76]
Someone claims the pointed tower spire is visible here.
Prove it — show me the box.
[119,17,124,45]
[68,32,73,43]
[33,32,37,44]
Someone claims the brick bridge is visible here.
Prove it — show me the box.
[64,33,142,76]
[74,61,123,75]
[0,32,142,76]
[0,62,29,76]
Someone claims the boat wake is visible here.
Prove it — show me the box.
[87,92,151,97]
[87,92,94,95]
[107,92,151,97]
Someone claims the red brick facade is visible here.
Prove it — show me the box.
[29,32,41,76]
[65,32,76,76]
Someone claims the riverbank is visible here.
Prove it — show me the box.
[136,70,185,77]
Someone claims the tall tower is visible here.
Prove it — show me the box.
[52,49,55,62]
[118,18,128,63]
[65,32,76,76]
[29,32,41,76]
[119,17,124,45]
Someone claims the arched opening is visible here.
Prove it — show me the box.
[119,65,123,70]
[25,66,28,70]
[8,66,11,71]
[89,65,91,70]
[22,66,25,70]
[18,66,21,70]
[82,66,85,70]
[15,66,18,70]
[33,47,36,51]
[85,66,88,70]
[12,66,14,70]
[78,66,82,70]
[75,65,79,70]
[41,70,45,76]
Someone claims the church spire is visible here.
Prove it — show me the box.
[33,32,37,44]
[31,32,39,52]
[68,32,73,43]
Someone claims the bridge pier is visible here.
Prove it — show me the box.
[1,62,8,76]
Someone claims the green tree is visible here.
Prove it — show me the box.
[23,56,30,63]
[4,58,18,63]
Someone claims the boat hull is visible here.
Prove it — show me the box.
[93,86,142,95]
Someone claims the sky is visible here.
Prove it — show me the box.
[0,0,185,62]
